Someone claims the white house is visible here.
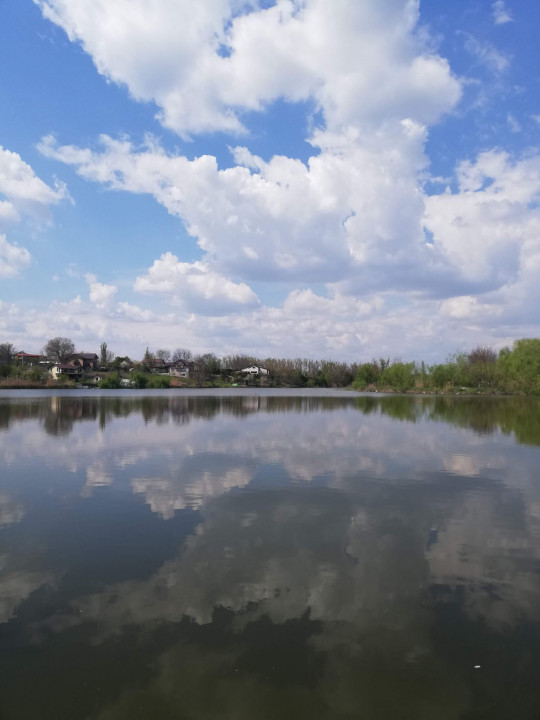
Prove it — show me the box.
[240,365,269,376]
[50,364,83,380]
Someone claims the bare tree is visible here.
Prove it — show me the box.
[155,348,171,361]
[172,347,193,364]
[43,337,75,363]
[467,346,497,365]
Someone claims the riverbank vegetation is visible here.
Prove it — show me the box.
[0,339,539,394]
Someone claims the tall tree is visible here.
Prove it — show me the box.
[0,342,15,364]
[155,348,171,361]
[43,337,75,363]
[100,342,108,368]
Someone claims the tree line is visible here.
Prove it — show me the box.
[1,337,539,393]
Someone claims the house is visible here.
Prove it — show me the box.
[69,353,98,371]
[169,361,191,378]
[240,365,269,376]
[15,352,41,366]
[142,357,170,374]
[50,364,83,381]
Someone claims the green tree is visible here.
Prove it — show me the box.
[100,342,114,368]
[379,362,416,392]
[499,339,540,391]
[353,362,379,389]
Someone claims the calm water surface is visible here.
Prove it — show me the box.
[1,390,540,719]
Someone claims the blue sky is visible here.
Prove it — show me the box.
[1,0,539,361]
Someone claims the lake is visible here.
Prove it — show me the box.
[1,389,540,719]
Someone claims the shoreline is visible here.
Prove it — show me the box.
[0,382,536,397]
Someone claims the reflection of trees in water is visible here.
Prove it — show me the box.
[356,395,540,446]
[0,397,99,436]
[1,394,540,446]
[42,397,99,436]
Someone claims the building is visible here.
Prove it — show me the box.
[50,364,83,381]
[169,362,191,378]
[69,353,98,371]
[240,365,269,376]
[15,352,41,366]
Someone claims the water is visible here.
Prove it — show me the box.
[1,390,540,719]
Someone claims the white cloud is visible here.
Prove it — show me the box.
[0,234,31,278]
[0,200,19,227]
[440,295,502,321]
[85,273,118,309]
[36,134,540,357]
[0,146,67,277]
[493,0,513,25]
[24,1,540,357]
[35,0,460,137]
[39,126,433,290]
[0,145,66,220]
[424,150,540,294]
[134,252,259,314]
[116,302,154,322]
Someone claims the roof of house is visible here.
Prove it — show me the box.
[16,352,41,358]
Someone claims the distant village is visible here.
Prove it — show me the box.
[1,336,539,393]
[0,338,272,388]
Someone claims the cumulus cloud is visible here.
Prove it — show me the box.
[34,132,540,357]
[0,145,67,230]
[0,235,31,278]
[34,0,461,137]
[38,127,434,290]
[0,146,67,277]
[84,273,118,309]
[424,150,540,294]
[134,252,259,314]
[25,0,539,356]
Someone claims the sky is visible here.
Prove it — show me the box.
[1,0,540,362]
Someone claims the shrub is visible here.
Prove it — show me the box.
[131,372,148,389]
[99,371,121,389]
[147,375,170,389]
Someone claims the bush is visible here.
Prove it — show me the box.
[131,372,148,389]
[147,375,170,389]
[99,371,121,389]
[354,363,378,389]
